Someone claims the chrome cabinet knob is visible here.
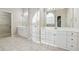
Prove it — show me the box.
[53,34,56,36]
[71,45,73,47]
[71,39,73,40]
[72,33,73,35]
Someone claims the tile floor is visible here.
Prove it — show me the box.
[0,36,67,51]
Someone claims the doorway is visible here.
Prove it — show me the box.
[0,11,11,37]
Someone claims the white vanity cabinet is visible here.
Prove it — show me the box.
[41,28,67,49]
[32,26,79,51]
[66,32,78,51]
[54,31,67,49]
[45,30,56,45]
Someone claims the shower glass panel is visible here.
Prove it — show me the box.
[32,8,41,43]
[40,8,56,45]
[0,11,11,37]
[31,8,56,44]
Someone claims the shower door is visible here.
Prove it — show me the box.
[32,8,55,44]
[32,8,41,43]
[0,11,11,37]
[40,8,56,45]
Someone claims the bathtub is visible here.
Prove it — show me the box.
[16,26,28,38]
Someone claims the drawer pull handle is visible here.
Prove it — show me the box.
[71,45,73,47]
[72,33,73,35]
[71,39,73,40]
[53,34,56,36]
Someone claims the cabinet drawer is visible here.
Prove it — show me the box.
[41,36,46,39]
[41,33,45,35]
[67,32,77,36]
[67,43,78,50]
[67,38,77,44]
[67,35,77,40]
[67,32,78,44]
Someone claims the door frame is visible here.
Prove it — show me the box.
[0,9,13,37]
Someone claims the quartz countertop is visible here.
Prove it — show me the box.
[42,27,79,32]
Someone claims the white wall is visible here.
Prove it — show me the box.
[66,8,79,28]
[73,8,79,28]
[28,8,39,40]
[22,8,28,26]
[66,8,74,27]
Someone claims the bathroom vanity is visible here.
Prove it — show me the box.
[15,8,79,51]
[32,8,79,51]
[41,27,79,50]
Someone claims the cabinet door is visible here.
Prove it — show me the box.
[45,31,56,45]
[55,31,66,49]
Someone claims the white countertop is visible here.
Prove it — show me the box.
[42,27,79,32]
[17,26,79,32]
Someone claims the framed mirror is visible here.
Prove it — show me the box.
[45,8,56,27]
